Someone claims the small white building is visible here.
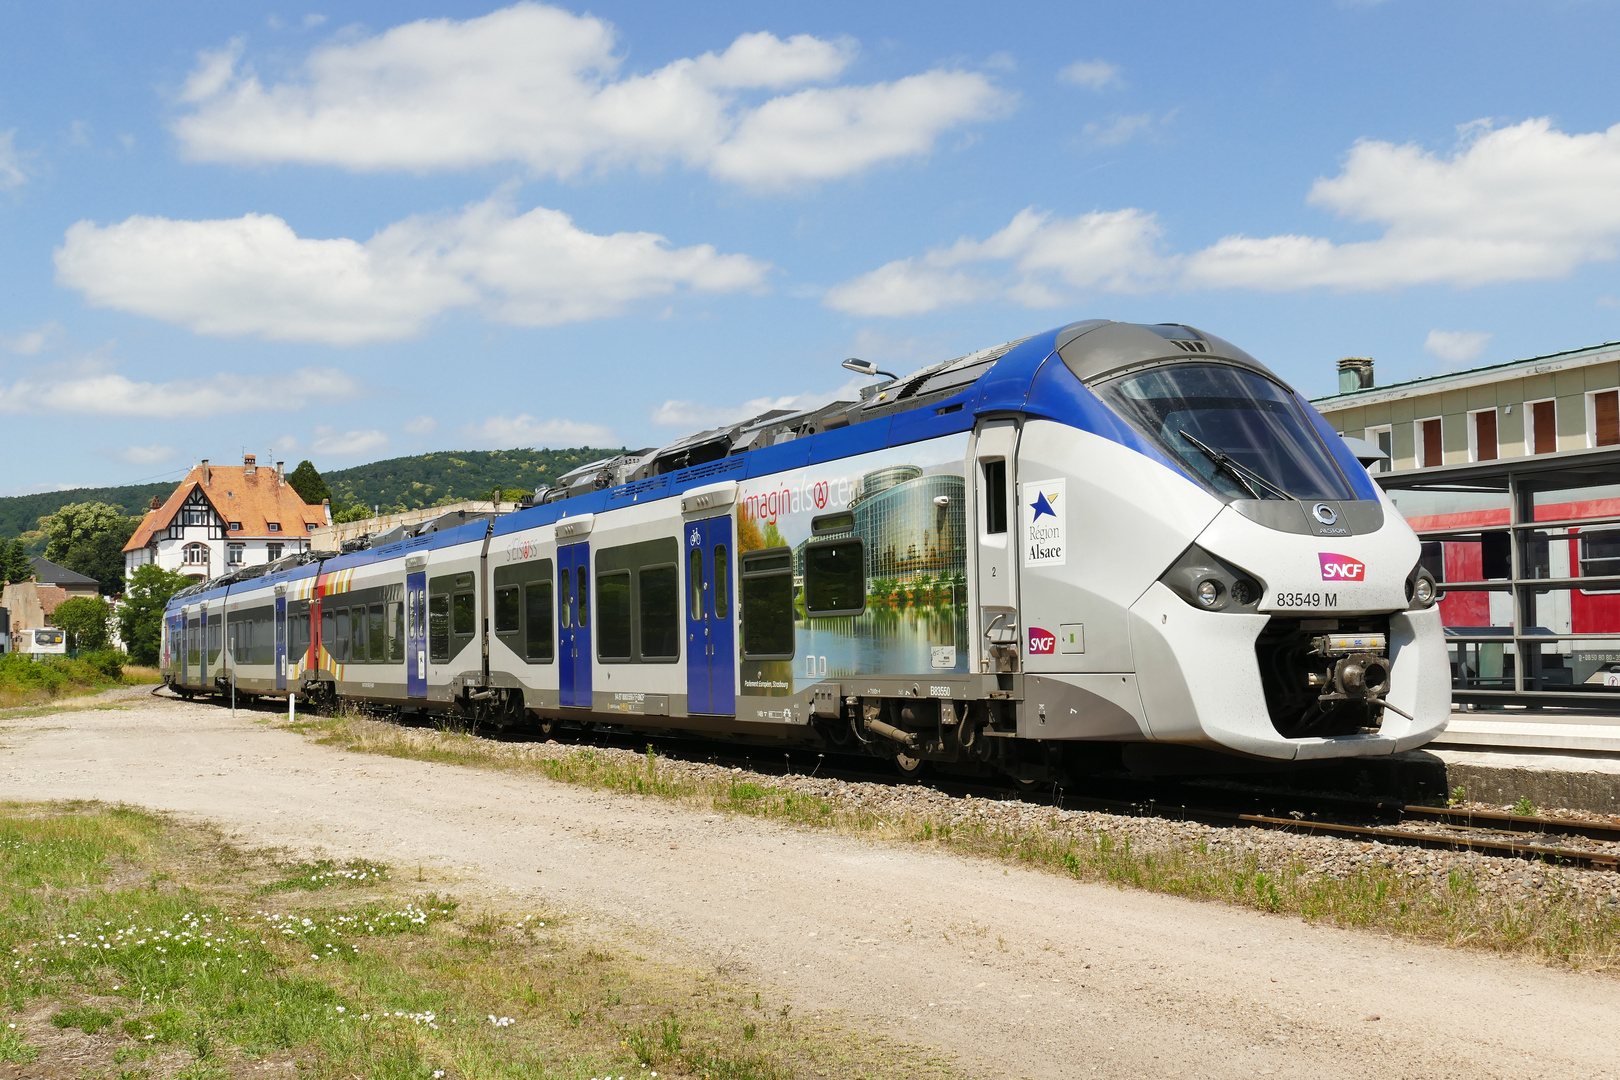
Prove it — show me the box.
[123,455,330,584]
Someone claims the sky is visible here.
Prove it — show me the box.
[5,0,1620,493]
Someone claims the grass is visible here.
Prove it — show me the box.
[304,712,1620,973]
[0,650,157,710]
[0,802,957,1080]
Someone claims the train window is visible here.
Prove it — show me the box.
[741,548,794,659]
[387,601,404,662]
[560,570,572,629]
[982,461,1007,534]
[640,565,679,660]
[1580,531,1620,588]
[597,570,632,661]
[291,610,310,662]
[689,548,705,621]
[578,572,589,628]
[368,605,386,663]
[804,538,865,617]
[207,614,222,666]
[525,582,553,662]
[338,608,355,663]
[713,545,728,614]
[187,619,200,668]
[1419,542,1444,583]
[495,586,521,635]
[452,592,475,637]
[321,606,336,659]
[428,595,449,661]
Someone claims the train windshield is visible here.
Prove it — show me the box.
[1095,362,1355,501]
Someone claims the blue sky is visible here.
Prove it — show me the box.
[4,0,1620,492]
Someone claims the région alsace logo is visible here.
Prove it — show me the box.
[1022,478,1066,567]
[1027,627,1057,655]
[1319,553,1366,581]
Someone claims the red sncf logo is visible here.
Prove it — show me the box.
[1028,627,1056,654]
[1319,553,1366,581]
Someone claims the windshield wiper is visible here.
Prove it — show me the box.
[1178,430,1297,501]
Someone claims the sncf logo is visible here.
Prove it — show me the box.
[1319,553,1366,581]
[1028,627,1057,655]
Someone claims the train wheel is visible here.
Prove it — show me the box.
[893,748,927,781]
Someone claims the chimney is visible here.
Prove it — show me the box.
[275,461,285,483]
[149,496,161,510]
[1337,357,1375,394]
[201,459,211,485]
[244,452,257,476]
[322,497,332,525]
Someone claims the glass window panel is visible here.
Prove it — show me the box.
[388,601,404,662]
[321,606,336,660]
[597,571,631,660]
[804,539,865,616]
[689,548,705,621]
[495,585,521,634]
[369,604,386,662]
[640,565,679,659]
[525,582,553,662]
[559,569,572,629]
[712,545,728,614]
[741,564,794,658]
[982,461,1007,534]
[428,594,449,661]
[207,614,222,666]
[350,607,366,662]
[452,592,475,636]
[578,571,589,628]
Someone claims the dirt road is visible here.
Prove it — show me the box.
[4,694,1616,1079]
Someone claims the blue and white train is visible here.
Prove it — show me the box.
[161,320,1450,778]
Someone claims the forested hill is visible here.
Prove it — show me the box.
[0,447,622,543]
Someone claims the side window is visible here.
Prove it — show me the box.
[320,606,336,660]
[495,585,521,635]
[207,614,222,665]
[349,606,366,663]
[712,544,728,616]
[982,460,1008,534]
[804,539,865,617]
[689,548,705,621]
[334,608,351,663]
[428,594,449,661]
[525,582,554,662]
[597,570,632,661]
[452,592,475,637]
[368,604,386,663]
[640,565,679,659]
[560,569,572,629]
[387,601,404,662]
[740,548,795,659]
[578,572,589,628]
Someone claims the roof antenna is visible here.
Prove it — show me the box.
[841,357,898,381]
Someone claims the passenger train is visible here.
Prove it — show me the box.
[161,320,1451,779]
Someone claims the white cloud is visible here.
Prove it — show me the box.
[117,444,178,465]
[652,376,870,429]
[403,415,437,435]
[170,4,1007,187]
[825,207,1167,317]
[302,13,326,29]
[55,194,768,344]
[833,117,1620,316]
[311,426,387,456]
[0,366,358,417]
[0,129,27,189]
[1183,117,1620,290]
[1058,59,1121,90]
[1424,329,1493,366]
[1,322,64,355]
[1083,111,1165,147]
[462,414,617,448]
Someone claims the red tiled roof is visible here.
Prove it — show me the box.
[124,462,327,552]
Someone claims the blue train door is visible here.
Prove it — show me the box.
[275,596,287,692]
[406,571,427,699]
[685,516,736,715]
[558,542,592,707]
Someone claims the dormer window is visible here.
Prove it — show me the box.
[306,523,317,532]
[181,508,208,526]
[267,522,281,532]
[228,521,243,531]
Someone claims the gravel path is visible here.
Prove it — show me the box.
[4,694,1619,1080]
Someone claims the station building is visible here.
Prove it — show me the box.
[122,454,330,585]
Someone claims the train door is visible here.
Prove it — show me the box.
[558,542,592,707]
[685,515,736,715]
[406,571,427,699]
[275,595,288,692]
[972,420,1021,672]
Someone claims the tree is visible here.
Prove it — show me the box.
[118,564,190,666]
[286,460,332,506]
[40,502,140,595]
[333,503,373,524]
[53,595,113,652]
[2,539,31,584]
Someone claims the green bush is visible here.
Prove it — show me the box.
[78,649,127,680]
[0,652,125,698]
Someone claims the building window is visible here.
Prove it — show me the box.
[266,543,283,561]
[181,507,209,526]
[183,542,209,565]
[267,522,281,532]
[1528,399,1557,455]
[306,522,317,532]
[1417,417,1444,468]
[1470,409,1498,462]
[1364,425,1393,473]
[227,543,244,566]
[1591,390,1620,447]
[228,521,242,531]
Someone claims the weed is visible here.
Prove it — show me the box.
[52,1004,121,1034]
[1513,796,1538,817]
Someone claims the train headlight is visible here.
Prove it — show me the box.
[1159,544,1265,613]
[1405,562,1440,609]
